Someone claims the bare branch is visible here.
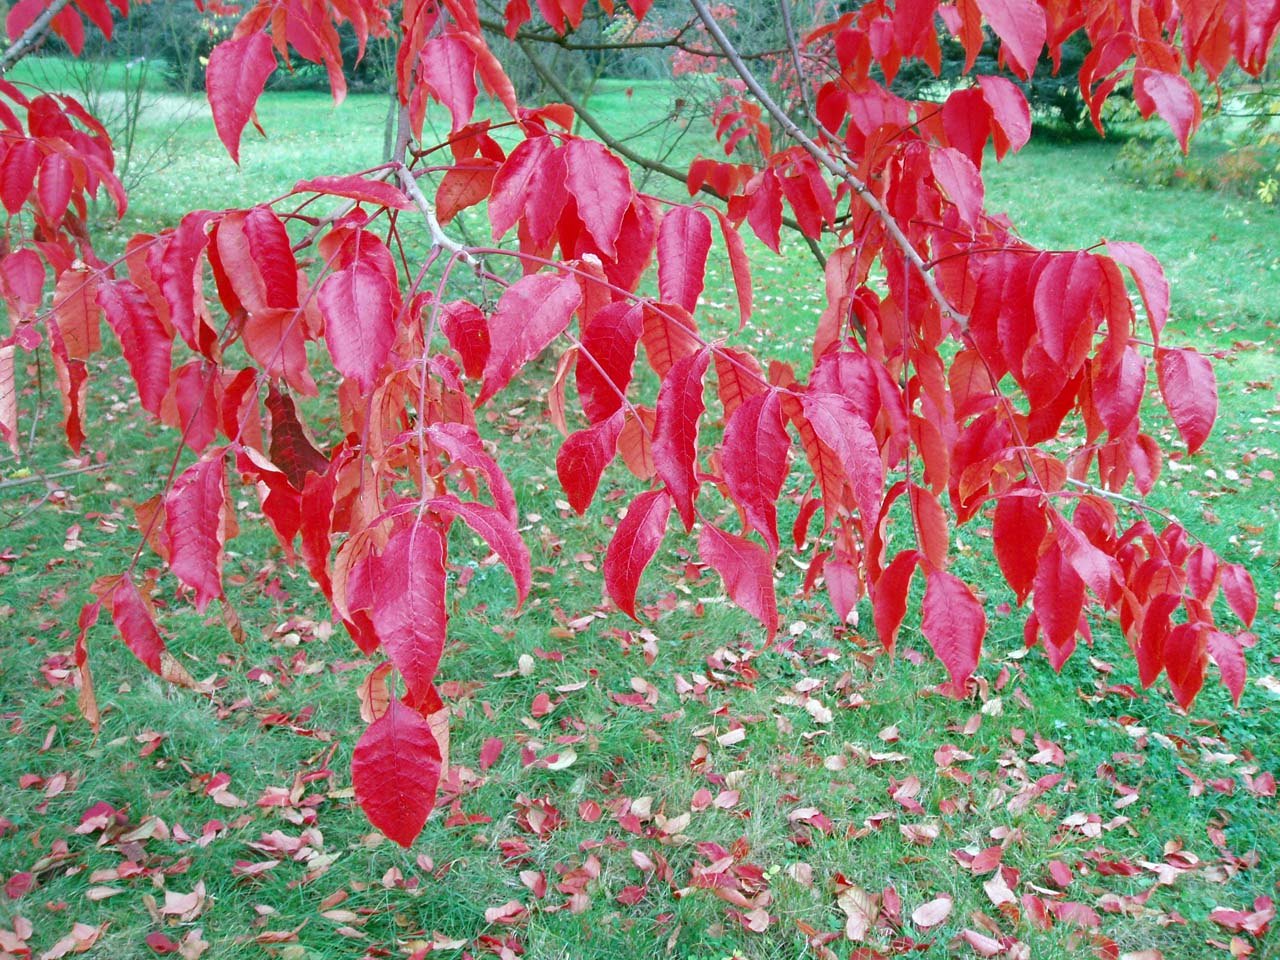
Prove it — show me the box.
[777,0,813,119]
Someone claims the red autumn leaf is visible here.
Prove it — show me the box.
[265,383,329,488]
[351,698,443,847]
[992,493,1046,604]
[577,300,642,424]
[1207,630,1246,706]
[652,348,710,531]
[109,574,165,676]
[801,392,883,535]
[1033,539,1085,654]
[292,174,413,210]
[921,572,984,697]
[319,260,396,393]
[556,412,623,515]
[429,495,532,607]
[0,139,38,214]
[565,138,632,258]
[488,134,553,239]
[721,391,789,553]
[480,736,504,770]
[931,147,984,228]
[429,422,516,523]
[1092,345,1146,436]
[37,150,72,223]
[698,521,779,640]
[711,207,753,329]
[657,205,712,314]
[1033,252,1099,369]
[97,279,171,416]
[1164,622,1206,709]
[1133,68,1201,152]
[206,32,276,163]
[1221,563,1257,628]
[1156,346,1217,455]
[873,549,918,654]
[973,0,1045,78]
[419,35,478,133]
[439,299,490,380]
[369,521,448,710]
[164,454,229,614]
[604,489,671,620]
[479,272,582,405]
[1106,241,1169,343]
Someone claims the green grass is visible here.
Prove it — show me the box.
[1,71,1278,960]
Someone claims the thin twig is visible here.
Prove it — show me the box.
[0,462,109,491]
[777,0,813,118]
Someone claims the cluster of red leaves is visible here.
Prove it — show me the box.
[0,0,1274,847]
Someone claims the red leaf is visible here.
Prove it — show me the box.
[265,383,329,488]
[164,454,229,614]
[1133,69,1201,152]
[921,571,984,697]
[419,35,477,133]
[51,268,102,362]
[801,393,883,535]
[1106,241,1169,343]
[565,138,632,258]
[243,308,316,398]
[992,493,1046,604]
[973,0,1045,78]
[1207,630,1245,706]
[576,300,642,423]
[37,151,72,223]
[370,522,448,710]
[604,489,671,620]
[1222,563,1257,628]
[479,273,581,405]
[319,260,396,393]
[97,279,171,416]
[352,698,443,847]
[206,32,277,163]
[721,392,788,553]
[1156,347,1217,454]
[429,495,532,606]
[292,174,413,210]
[556,412,622,515]
[657,206,712,313]
[873,549,918,654]
[110,574,163,677]
[1164,622,1206,709]
[1032,540,1084,654]
[429,421,518,523]
[712,207,753,329]
[439,299,490,380]
[488,135,553,239]
[978,76,1031,158]
[1,139,38,214]
[652,348,709,531]
[931,147,984,228]
[1033,252,1099,369]
[698,522,778,640]
[1092,345,1145,437]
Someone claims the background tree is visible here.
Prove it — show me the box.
[0,0,1272,851]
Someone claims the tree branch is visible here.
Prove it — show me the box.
[513,36,827,267]
[777,0,813,118]
[0,0,73,75]
[689,0,966,330]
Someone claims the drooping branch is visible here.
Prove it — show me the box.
[0,0,73,75]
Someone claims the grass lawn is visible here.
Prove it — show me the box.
[0,68,1278,960]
